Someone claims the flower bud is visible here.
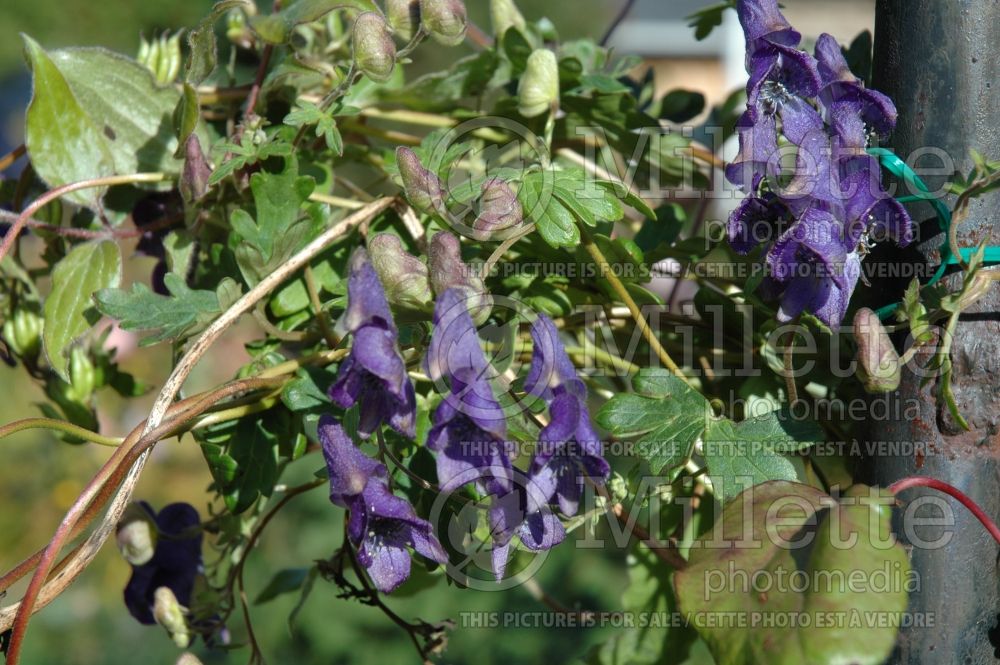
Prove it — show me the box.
[116,503,158,566]
[180,135,211,203]
[68,346,97,402]
[353,12,397,82]
[429,232,492,324]
[420,0,467,46]
[153,586,191,648]
[175,655,204,665]
[518,49,559,118]
[396,147,444,216]
[473,178,523,240]
[853,308,900,393]
[490,0,526,37]
[386,0,421,41]
[368,233,433,311]
[3,308,43,359]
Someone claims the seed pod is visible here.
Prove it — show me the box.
[420,0,467,46]
[853,307,901,393]
[386,0,421,41]
[473,178,523,240]
[116,503,157,566]
[368,233,433,311]
[153,587,191,648]
[429,231,492,324]
[490,0,526,37]
[518,49,559,118]
[353,12,397,82]
[396,147,444,216]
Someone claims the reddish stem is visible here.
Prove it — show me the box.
[888,476,1000,546]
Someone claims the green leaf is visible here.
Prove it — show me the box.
[587,545,696,665]
[95,273,229,346]
[232,157,316,286]
[659,89,706,123]
[281,367,335,411]
[675,481,910,665]
[686,2,735,41]
[49,47,200,178]
[251,0,380,44]
[255,568,310,604]
[702,419,799,502]
[22,35,114,209]
[381,50,502,111]
[187,0,254,85]
[596,369,712,474]
[42,241,122,380]
[201,417,280,513]
[519,171,579,247]
[551,170,624,226]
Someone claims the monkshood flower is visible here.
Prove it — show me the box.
[726,0,913,328]
[328,248,417,439]
[122,502,202,628]
[320,416,448,593]
[525,315,609,515]
[425,288,514,496]
[726,0,822,189]
[489,470,565,580]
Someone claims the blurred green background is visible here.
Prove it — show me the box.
[0,2,640,664]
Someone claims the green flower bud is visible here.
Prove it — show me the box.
[153,586,191,649]
[368,233,433,311]
[386,0,421,41]
[3,308,43,359]
[853,308,901,393]
[429,231,492,324]
[420,0,467,46]
[473,178,523,240]
[353,12,397,82]
[518,49,559,118]
[116,503,157,566]
[396,147,444,216]
[490,0,526,36]
[68,346,97,403]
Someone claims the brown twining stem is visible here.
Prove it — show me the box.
[3,197,393,660]
[0,377,282,647]
[242,0,281,120]
[0,144,26,173]
[889,476,1000,546]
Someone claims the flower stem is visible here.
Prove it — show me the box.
[888,476,1000,546]
[0,172,170,264]
[0,418,122,447]
[580,228,692,387]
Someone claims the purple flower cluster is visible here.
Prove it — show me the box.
[319,416,447,593]
[325,240,609,585]
[425,292,608,578]
[726,0,913,328]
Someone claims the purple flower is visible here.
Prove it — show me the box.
[320,417,448,593]
[328,248,417,438]
[725,1,913,329]
[727,0,822,190]
[488,470,565,580]
[123,502,202,626]
[814,33,897,149]
[525,315,609,515]
[425,289,514,496]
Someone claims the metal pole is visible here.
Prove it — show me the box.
[863,2,1000,664]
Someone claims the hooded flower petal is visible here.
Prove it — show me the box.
[123,502,203,626]
[329,248,416,438]
[321,420,447,593]
[488,472,565,580]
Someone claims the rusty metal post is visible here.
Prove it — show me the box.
[861,1,1000,664]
